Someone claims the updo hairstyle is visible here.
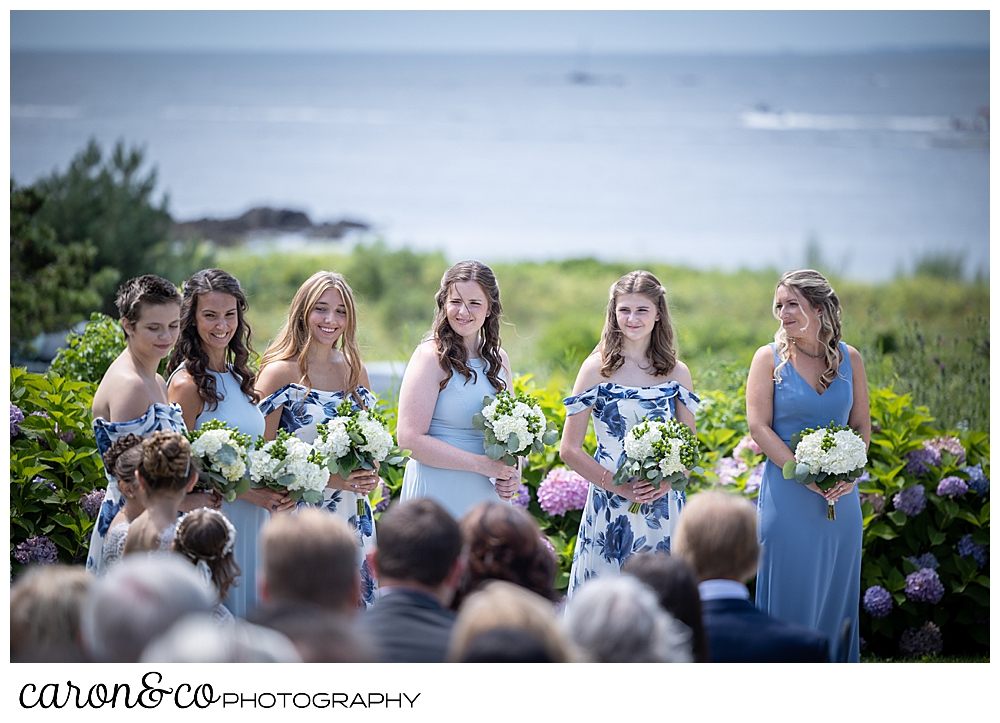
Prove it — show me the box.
[137,431,196,493]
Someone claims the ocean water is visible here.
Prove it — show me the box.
[10,51,989,280]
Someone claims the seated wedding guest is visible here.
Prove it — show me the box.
[250,604,375,663]
[362,499,464,662]
[563,575,692,663]
[453,501,557,609]
[172,508,241,624]
[672,491,831,663]
[259,508,360,614]
[447,580,577,663]
[623,552,710,663]
[11,565,92,662]
[140,613,301,663]
[123,431,199,555]
[459,626,557,663]
[80,554,215,662]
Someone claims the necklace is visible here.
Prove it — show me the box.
[790,339,825,359]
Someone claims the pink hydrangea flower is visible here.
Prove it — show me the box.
[537,467,590,516]
[924,436,966,465]
[733,435,762,459]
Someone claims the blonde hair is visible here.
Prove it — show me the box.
[11,565,92,658]
[673,492,760,583]
[259,271,364,405]
[598,270,677,378]
[772,269,843,391]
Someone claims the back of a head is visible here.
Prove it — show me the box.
[140,613,302,663]
[447,580,574,662]
[564,575,692,663]
[459,626,556,663]
[672,491,760,583]
[623,553,709,663]
[11,565,92,661]
[250,602,375,663]
[262,508,358,610]
[173,508,240,601]
[375,498,461,587]
[80,554,215,662]
[457,502,556,605]
[138,431,194,494]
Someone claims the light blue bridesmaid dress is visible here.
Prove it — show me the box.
[400,357,511,522]
[89,402,187,575]
[168,366,266,618]
[755,342,862,663]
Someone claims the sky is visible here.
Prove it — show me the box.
[9,9,990,55]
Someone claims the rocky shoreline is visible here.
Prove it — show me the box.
[171,207,369,246]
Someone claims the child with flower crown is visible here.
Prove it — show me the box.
[173,507,241,624]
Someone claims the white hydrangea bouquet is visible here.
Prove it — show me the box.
[782,422,868,520]
[315,399,408,515]
[472,390,559,466]
[185,419,252,503]
[248,429,329,506]
[614,418,700,513]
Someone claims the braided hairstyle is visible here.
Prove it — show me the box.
[431,261,506,393]
[166,269,258,409]
[173,508,240,603]
[772,269,844,392]
[137,431,196,493]
[102,433,144,483]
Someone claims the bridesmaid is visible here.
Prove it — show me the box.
[166,268,292,618]
[88,274,215,575]
[397,261,520,521]
[255,271,381,607]
[746,269,869,662]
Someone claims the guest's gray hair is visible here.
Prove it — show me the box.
[80,554,215,662]
[140,614,302,663]
[563,575,692,663]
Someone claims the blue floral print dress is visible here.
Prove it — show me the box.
[87,402,187,575]
[258,383,379,607]
[563,381,699,598]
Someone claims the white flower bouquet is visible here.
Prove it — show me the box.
[315,400,408,515]
[615,418,700,513]
[472,390,559,466]
[782,422,868,519]
[186,419,252,503]
[248,429,329,506]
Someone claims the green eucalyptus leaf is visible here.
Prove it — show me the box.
[471,413,486,430]
[216,445,238,466]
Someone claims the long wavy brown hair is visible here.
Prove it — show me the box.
[431,261,506,393]
[598,270,677,378]
[166,269,258,409]
[258,271,365,406]
[772,269,844,391]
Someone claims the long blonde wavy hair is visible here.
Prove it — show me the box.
[598,270,677,379]
[259,271,365,405]
[772,269,844,391]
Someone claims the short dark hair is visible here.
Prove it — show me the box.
[115,274,182,326]
[374,499,462,587]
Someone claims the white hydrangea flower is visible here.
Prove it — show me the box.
[481,400,499,420]
[657,440,684,476]
[316,419,351,461]
[512,401,533,419]
[190,428,228,457]
[357,413,394,460]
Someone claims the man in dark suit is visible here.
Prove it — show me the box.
[361,498,464,662]
[673,492,830,663]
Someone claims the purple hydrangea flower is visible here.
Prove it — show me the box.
[58,430,76,444]
[906,553,940,571]
[732,435,762,459]
[862,586,893,618]
[30,410,50,419]
[905,447,940,477]
[373,481,391,514]
[904,568,945,604]
[893,485,927,517]
[81,488,106,519]
[537,468,590,516]
[957,534,988,568]
[899,621,943,658]
[961,464,989,496]
[13,536,60,565]
[856,470,871,484]
[10,403,24,437]
[860,493,885,515]
[936,476,968,498]
[745,464,764,494]
[926,436,966,465]
[511,484,531,509]
[713,456,745,486]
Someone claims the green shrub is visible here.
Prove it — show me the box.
[10,368,105,573]
[48,312,126,384]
